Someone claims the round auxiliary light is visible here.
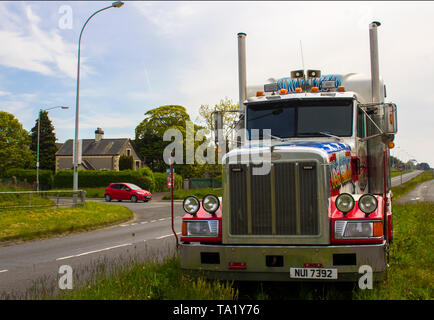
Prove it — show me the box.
[183,196,200,215]
[202,194,220,214]
[336,193,355,214]
[358,194,378,215]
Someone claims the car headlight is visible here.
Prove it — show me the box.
[335,193,355,214]
[335,221,383,239]
[183,220,219,237]
[183,196,200,215]
[358,194,378,215]
[202,194,220,214]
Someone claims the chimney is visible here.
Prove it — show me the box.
[95,127,104,142]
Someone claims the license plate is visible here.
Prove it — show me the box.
[290,267,338,279]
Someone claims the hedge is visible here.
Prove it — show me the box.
[53,170,154,191]
[153,172,183,192]
[3,169,54,189]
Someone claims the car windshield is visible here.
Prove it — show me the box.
[125,183,142,190]
[246,98,353,139]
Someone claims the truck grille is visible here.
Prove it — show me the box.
[229,162,319,236]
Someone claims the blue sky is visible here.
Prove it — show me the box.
[0,1,433,166]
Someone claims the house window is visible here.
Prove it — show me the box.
[135,160,140,170]
[126,149,131,156]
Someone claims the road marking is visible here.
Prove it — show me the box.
[156,232,181,240]
[158,218,166,221]
[140,221,148,224]
[130,223,137,226]
[150,220,157,223]
[0,269,8,273]
[56,243,132,261]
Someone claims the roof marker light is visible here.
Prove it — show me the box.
[294,87,303,93]
[311,87,319,93]
[338,86,345,92]
[256,90,264,96]
[279,89,288,95]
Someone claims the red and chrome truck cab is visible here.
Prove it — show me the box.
[179,22,396,282]
[180,141,392,282]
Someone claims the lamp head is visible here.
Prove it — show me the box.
[112,1,124,8]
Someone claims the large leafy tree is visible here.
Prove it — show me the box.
[30,110,57,171]
[0,111,34,175]
[134,105,205,178]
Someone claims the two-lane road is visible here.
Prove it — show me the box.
[0,199,184,297]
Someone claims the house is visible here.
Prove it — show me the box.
[55,128,143,172]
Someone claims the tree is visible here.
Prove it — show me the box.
[134,105,205,178]
[0,111,34,175]
[198,97,241,147]
[30,110,57,171]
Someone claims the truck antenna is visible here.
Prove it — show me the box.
[299,40,305,70]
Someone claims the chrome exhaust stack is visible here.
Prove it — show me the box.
[237,32,247,114]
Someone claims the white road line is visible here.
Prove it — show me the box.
[56,243,132,261]
[0,269,8,273]
[150,220,157,223]
[130,223,137,226]
[140,221,148,224]
[156,232,181,240]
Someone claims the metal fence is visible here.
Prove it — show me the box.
[0,190,86,210]
[189,178,222,189]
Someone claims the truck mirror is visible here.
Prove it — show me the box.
[383,103,397,134]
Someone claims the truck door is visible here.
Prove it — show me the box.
[356,106,368,192]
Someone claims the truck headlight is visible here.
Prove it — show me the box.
[183,220,219,237]
[202,194,220,214]
[358,194,378,215]
[183,196,200,215]
[335,221,383,239]
[335,193,355,214]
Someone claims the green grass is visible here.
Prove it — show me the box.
[0,192,55,209]
[82,187,106,198]
[353,202,434,300]
[0,201,133,242]
[392,170,433,200]
[55,255,237,300]
[162,188,222,200]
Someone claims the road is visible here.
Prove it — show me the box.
[395,178,434,204]
[0,199,184,298]
[391,170,423,187]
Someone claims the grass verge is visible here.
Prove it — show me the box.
[55,255,237,300]
[162,188,223,200]
[353,202,433,300]
[0,201,133,242]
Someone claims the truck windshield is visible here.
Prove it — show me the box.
[246,98,353,139]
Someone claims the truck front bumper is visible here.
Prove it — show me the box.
[179,242,387,282]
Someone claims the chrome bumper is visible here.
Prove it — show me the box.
[180,242,387,282]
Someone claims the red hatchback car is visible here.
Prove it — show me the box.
[104,183,152,203]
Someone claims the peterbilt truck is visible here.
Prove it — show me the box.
[178,22,397,282]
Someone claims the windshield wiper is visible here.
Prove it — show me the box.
[299,131,343,142]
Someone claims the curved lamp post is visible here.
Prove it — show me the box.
[73,1,124,204]
[37,106,69,192]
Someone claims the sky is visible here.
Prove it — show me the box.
[0,1,433,167]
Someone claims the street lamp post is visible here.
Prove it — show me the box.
[37,106,69,192]
[72,1,124,204]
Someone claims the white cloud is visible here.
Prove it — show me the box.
[0,3,77,78]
